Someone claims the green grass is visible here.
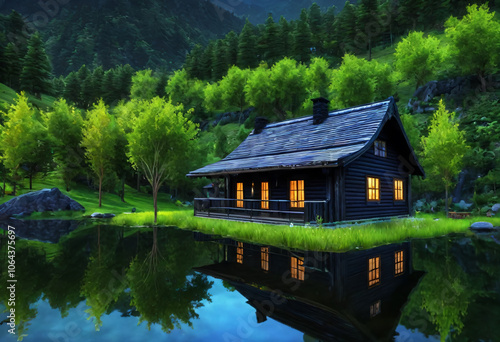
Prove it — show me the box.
[0,172,188,219]
[111,211,500,252]
[0,83,56,112]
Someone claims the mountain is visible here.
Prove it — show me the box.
[210,0,352,23]
[0,0,244,75]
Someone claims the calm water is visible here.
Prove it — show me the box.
[0,221,499,342]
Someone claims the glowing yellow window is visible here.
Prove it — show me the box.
[368,256,380,287]
[236,242,243,264]
[261,182,269,209]
[290,180,305,208]
[291,256,305,280]
[261,247,269,271]
[367,177,380,201]
[394,179,404,201]
[374,140,386,157]
[236,182,243,208]
[395,251,404,275]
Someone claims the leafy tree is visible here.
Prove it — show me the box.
[237,19,258,69]
[244,63,273,118]
[0,93,50,193]
[203,82,223,113]
[421,100,469,215]
[220,66,251,116]
[165,69,206,121]
[445,4,500,92]
[330,54,395,108]
[81,100,118,207]
[130,69,159,100]
[43,99,85,191]
[293,9,312,63]
[20,32,52,98]
[127,97,198,223]
[395,31,443,89]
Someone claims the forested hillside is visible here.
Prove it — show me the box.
[0,0,244,75]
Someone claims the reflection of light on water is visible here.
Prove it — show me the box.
[395,325,440,342]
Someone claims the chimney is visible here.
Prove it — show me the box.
[254,117,269,134]
[312,97,330,125]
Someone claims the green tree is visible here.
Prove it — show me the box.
[293,9,312,63]
[130,69,160,100]
[445,4,500,92]
[43,99,85,191]
[203,82,223,113]
[356,0,379,60]
[237,19,258,69]
[127,98,198,223]
[3,42,22,90]
[224,31,239,67]
[220,66,251,116]
[278,16,293,57]
[165,69,207,121]
[336,1,358,53]
[308,3,323,52]
[421,100,469,215]
[19,32,52,98]
[63,71,81,106]
[244,63,273,118]
[395,31,443,89]
[81,100,118,207]
[0,93,50,193]
[212,40,228,80]
[330,54,395,108]
[261,14,281,64]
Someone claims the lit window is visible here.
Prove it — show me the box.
[290,180,305,208]
[261,182,269,209]
[291,256,305,280]
[236,183,243,208]
[261,247,269,271]
[368,256,380,287]
[395,250,404,275]
[394,179,404,201]
[375,140,386,157]
[370,300,381,317]
[237,242,243,264]
[367,177,380,201]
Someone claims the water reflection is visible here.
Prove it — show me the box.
[195,236,422,342]
[0,222,499,341]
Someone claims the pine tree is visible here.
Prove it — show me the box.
[308,3,323,53]
[224,31,239,67]
[262,14,281,64]
[237,19,258,69]
[357,0,380,59]
[336,1,358,53]
[200,41,215,80]
[212,39,228,80]
[293,9,312,63]
[185,44,204,79]
[3,43,22,89]
[20,32,52,98]
[64,71,81,105]
[278,16,293,57]
[322,6,339,57]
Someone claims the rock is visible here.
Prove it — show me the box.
[131,208,136,213]
[0,188,85,220]
[492,203,500,212]
[458,200,473,210]
[90,212,115,219]
[470,221,495,232]
[0,219,80,243]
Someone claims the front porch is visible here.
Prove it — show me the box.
[194,198,329,224]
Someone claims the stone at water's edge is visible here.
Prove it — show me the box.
[470,221,496,232]
[0,188,85,219]
[90,212,115,219]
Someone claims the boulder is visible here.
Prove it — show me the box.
[0,219,79,243]
[470,221,495,232]
[492,203,500,212]
[0,188,84,220]
[90,212,115,219]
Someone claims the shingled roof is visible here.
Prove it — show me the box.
[188,97,424,177]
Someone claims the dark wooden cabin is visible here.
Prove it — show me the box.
[188,97,425,224]
[195,237,423,341]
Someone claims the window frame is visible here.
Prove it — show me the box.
[370,300,381,318]
[236,241,244,264]
[290,180,305,208]
[374,140,387,157]
[394,178,404,202]
[261,182,269,209]
[236,182,244,208]
[394,250,404,276]
[291,256,305,281]
[368,256,381,287]
[261,247,269,271]
[366,176,381,202]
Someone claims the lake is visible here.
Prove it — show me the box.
[0,221,499,342]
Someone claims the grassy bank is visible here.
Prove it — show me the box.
[0,172,187,218]
[112,211,500,252]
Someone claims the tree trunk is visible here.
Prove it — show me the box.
[12,183,16,197]
[29,174,33,190]
[153,185,158,224]
[137,171,141,192]
[445,185,449,217]
[479,74,487,92]
[121,176,126,202]
[98,169,103,208]
[368,38,372,61]
[2,178,5,197]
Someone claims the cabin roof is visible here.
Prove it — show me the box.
[188,98,425,177]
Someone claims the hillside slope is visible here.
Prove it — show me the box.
[1,0,244,75]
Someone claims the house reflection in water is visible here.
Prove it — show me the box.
[195,235,423,342]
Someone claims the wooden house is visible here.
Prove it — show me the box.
[188,97,425,224]
[195,237,422,341]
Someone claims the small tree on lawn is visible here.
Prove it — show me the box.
[127,97,198,224]
[421,99,469,215]
[81,100,117,207]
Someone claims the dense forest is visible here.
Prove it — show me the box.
[0,0,499,216]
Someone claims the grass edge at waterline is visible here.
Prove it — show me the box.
[111,211,500,252]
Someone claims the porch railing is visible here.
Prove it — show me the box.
[194,198,329,224]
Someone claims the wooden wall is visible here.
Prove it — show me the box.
[344,119,412,220]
